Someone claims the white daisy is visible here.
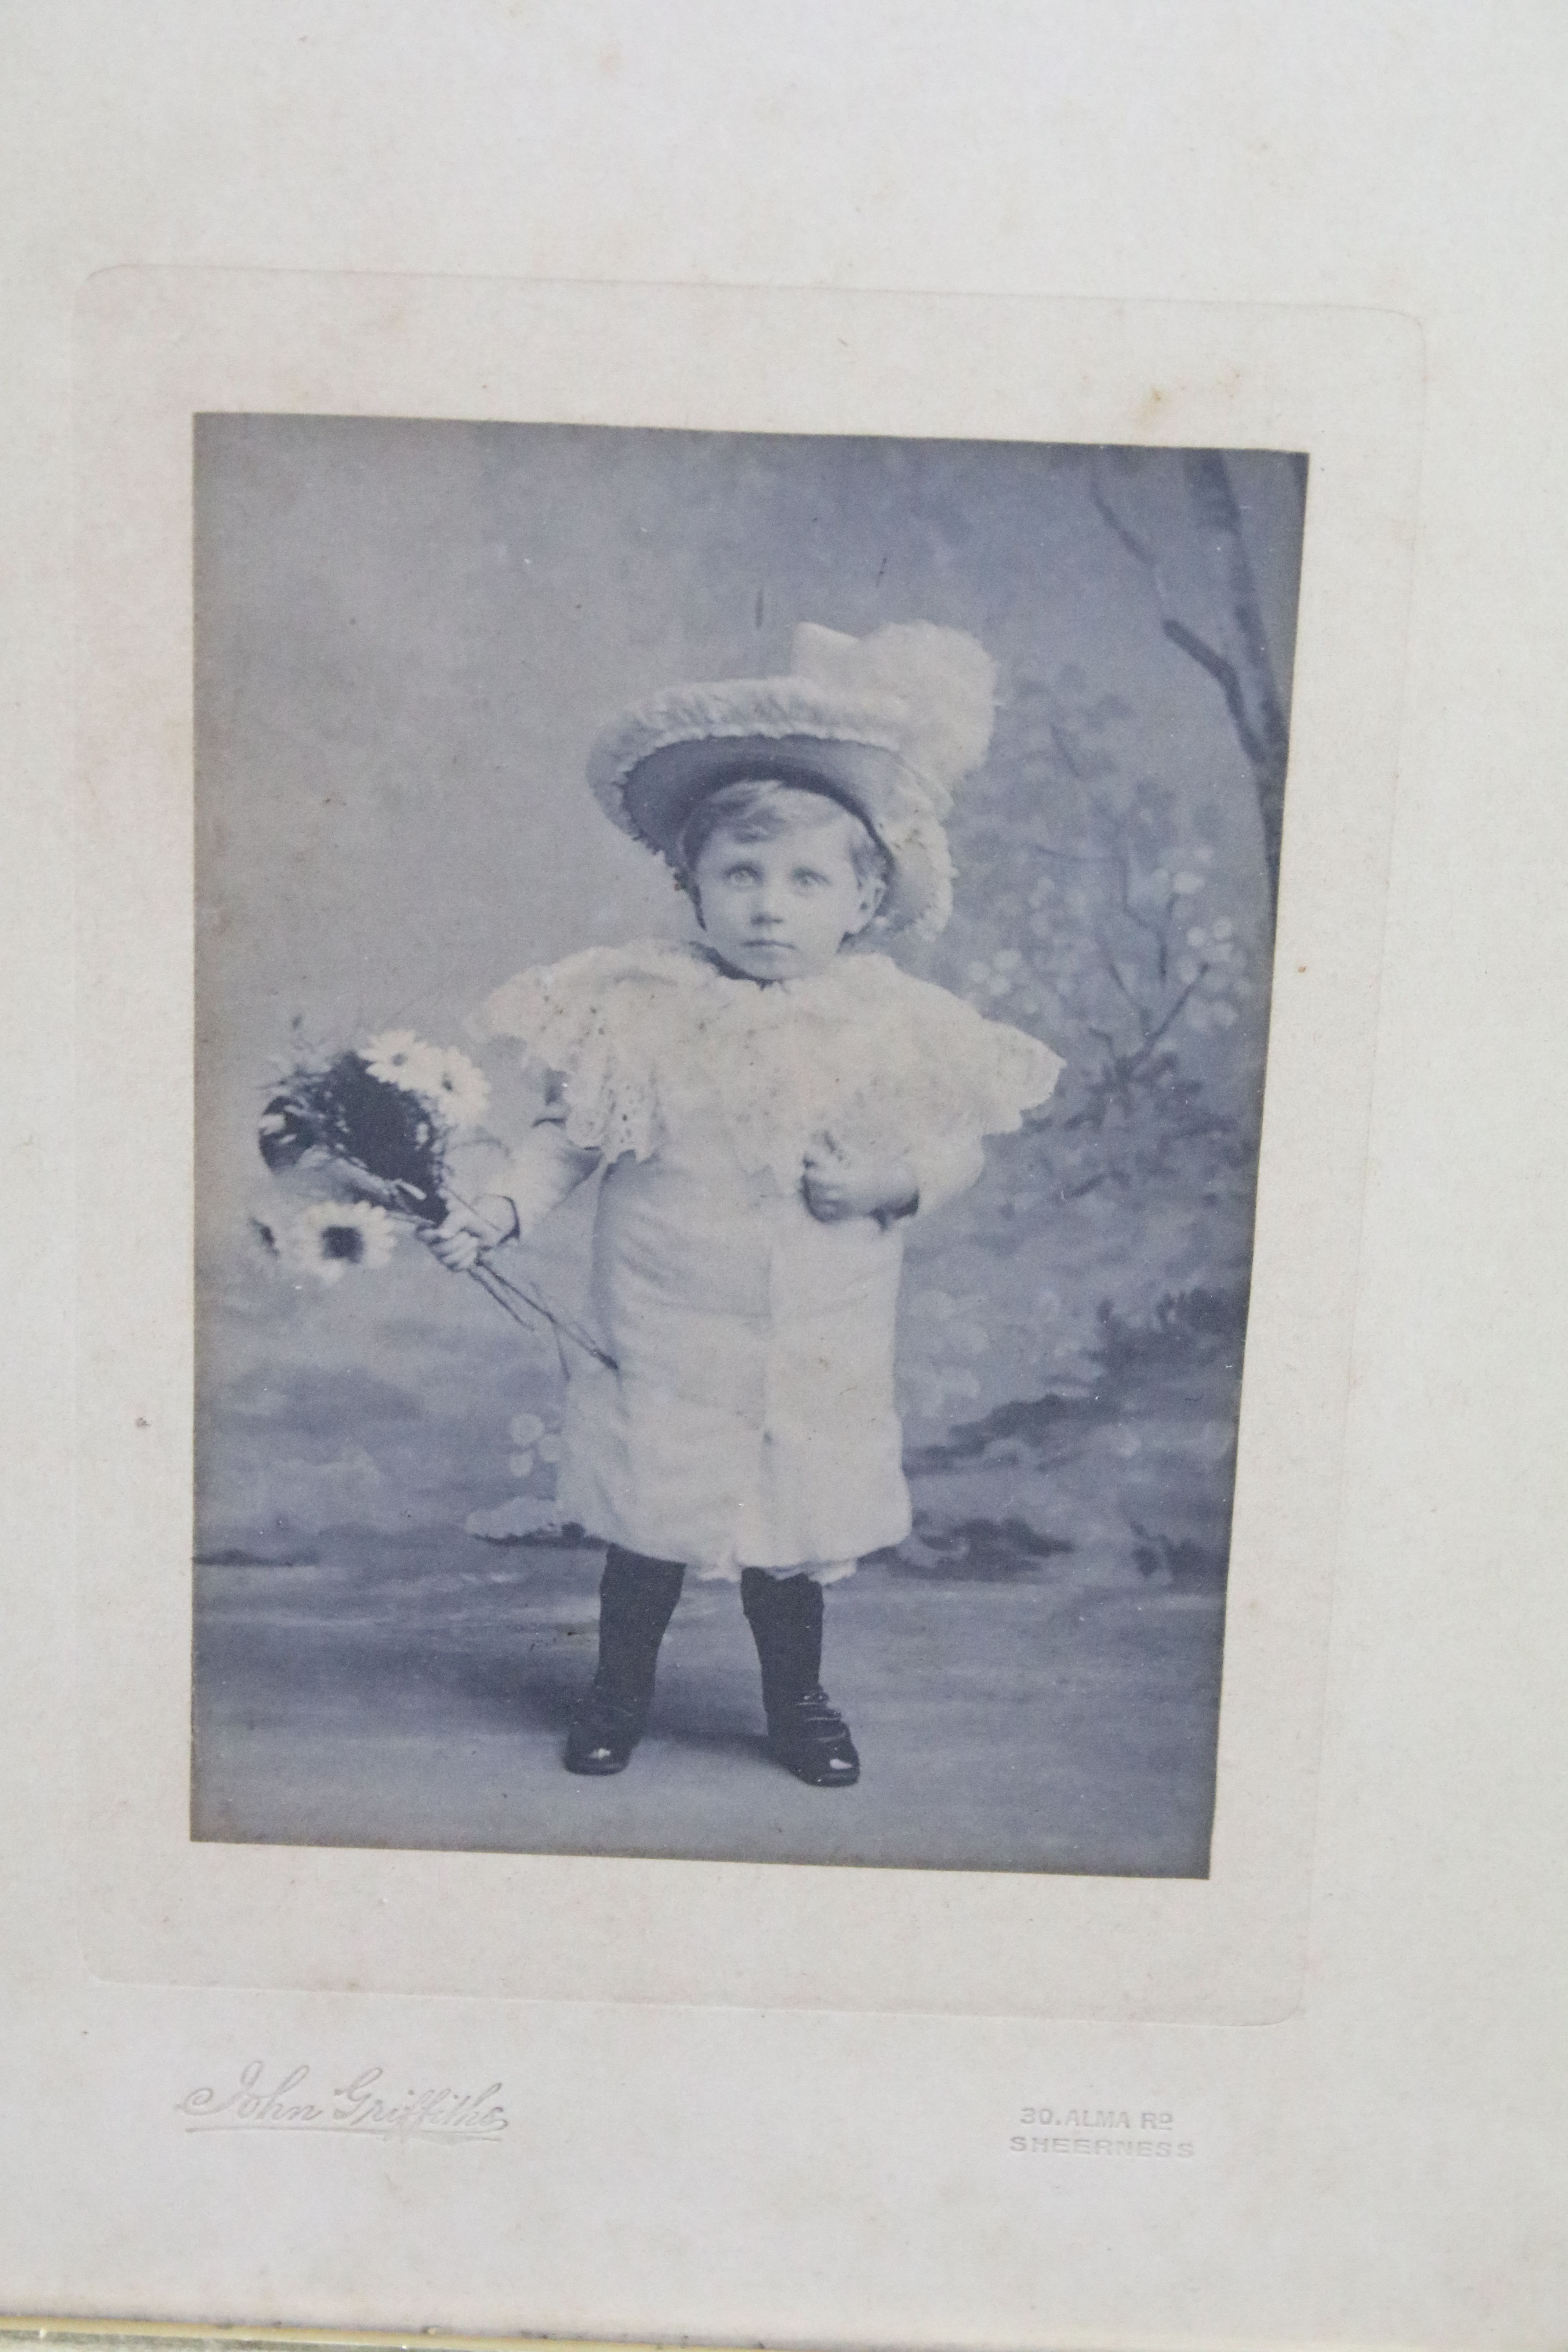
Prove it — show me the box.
[363,1029,448,1094]
[279,1199,399,1285]
[426,1046,491,1129]
[364,1031,490,1130]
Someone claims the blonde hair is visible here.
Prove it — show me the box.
[677,776,892,901]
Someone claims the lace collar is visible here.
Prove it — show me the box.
[666,938,898,1017]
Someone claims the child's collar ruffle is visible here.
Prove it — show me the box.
[682,938,902,1012]
[486,936,904,1024]
[477,935,1063,1185]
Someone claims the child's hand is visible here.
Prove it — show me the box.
[802,1136,918,1225]
[423,1196,519,1271]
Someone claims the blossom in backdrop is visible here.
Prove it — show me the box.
[363,1031,490,1129]
[278,1199,399,1285]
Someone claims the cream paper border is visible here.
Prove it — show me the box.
[75,270,1421,2019]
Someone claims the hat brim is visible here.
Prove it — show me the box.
[618,733,939,930]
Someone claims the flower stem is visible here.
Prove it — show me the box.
[463,1261,617,1372]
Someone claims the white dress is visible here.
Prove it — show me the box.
[483,941,1063,1582]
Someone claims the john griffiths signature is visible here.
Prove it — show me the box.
[176,2060,507,2143]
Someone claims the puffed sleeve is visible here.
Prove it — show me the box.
[476,945,667,1162]
[487,1117,603,1237]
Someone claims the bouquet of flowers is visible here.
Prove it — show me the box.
[256,1029,613,1368]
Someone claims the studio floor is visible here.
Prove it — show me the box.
[192,1528,1225,1876]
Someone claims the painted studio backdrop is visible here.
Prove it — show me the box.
[193,417,1305,1874]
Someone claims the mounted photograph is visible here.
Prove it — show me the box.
[192,415,1306,1877]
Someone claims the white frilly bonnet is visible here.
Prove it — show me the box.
[585,621,998,936]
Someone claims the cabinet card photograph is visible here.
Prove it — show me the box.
[16,14,1556,2347]
[77,274,1417,2017]
[192,414,1306,1878]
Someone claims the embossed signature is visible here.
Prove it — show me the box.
[176,2060,507,2142]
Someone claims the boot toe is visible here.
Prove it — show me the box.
[768,1735,861,1789]
[564,1692,644,1775]
[786,1745,860,1788]
[564,1728,635,1775]
[766,1689,861,1788]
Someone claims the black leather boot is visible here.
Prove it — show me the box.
[740,1568,860,1788]
[564,1546,686,1775]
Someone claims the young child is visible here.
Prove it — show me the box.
[429,622,1063,1787]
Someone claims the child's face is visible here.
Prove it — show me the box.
[691,803,879,981]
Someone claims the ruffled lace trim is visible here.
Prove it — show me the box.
[479,946,670,1162]
[478,941,1063,1178]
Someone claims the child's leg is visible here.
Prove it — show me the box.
[564,1544,686,1776]
[739,1568,860,1789]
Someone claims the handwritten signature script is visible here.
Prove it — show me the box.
[177,2060,507,2142]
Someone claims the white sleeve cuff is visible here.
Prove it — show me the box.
[497,1119,602,1236]
[907,1132,987,1217]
